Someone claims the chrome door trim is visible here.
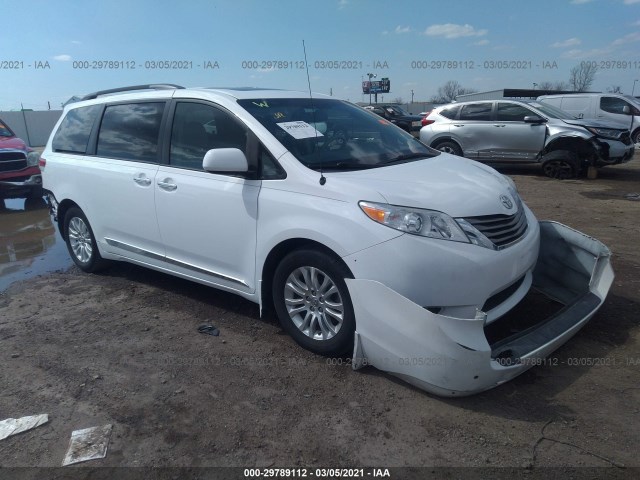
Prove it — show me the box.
[104,237,249,288]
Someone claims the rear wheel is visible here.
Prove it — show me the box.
[272,249,355,356]
[434,140,463,157]
[63,207,109,272]
[541,150,580,179]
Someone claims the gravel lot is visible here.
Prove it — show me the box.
[1,155,639,477]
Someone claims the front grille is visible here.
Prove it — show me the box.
[0,150,28,173]
[464,206,528,248]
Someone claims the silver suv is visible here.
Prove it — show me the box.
[420,99,635,179]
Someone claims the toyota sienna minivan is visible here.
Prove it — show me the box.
[41,85,613,396]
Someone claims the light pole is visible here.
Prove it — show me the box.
[633,79,639,96]
[367,72,376,105]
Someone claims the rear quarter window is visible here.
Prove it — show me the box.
[439,105,461,119]
[52,105,102,154]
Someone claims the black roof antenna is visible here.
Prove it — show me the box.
[302,40,326,186]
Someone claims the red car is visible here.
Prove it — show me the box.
[0,118,42,199]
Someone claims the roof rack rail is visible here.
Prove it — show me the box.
[80,84,185,101]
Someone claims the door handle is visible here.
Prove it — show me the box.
[157,179,177,191]
[133,175,151,186]
[453,124,464,127]
[493,124,506,127]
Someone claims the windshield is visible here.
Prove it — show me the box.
[623,95,640,107]
[529,101,576,119]
[238,98,437,171]
[0,120,14,137]
[386,105,410,116]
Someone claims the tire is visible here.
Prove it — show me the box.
[541,150,580,179]
[63,207,109,272]
[434,140,463,157]
[632,129,640,145]
[272,249,355,356]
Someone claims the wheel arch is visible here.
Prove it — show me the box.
[260,238,352,315]
[56,198,82,235]
[544,136,596,161]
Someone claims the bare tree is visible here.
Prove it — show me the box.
[606,85,623,93]
[430,80,477,103]
[569,63,598,92]
[392,96,404,104]
[537,81,570,91]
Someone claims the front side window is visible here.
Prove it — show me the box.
[96,103,164,162]
[52,105,102,153]
[169,102,247,169]
[600,96,632,115]
[459,103,493,121]
[497,103,535,122]
[237,98,436,172]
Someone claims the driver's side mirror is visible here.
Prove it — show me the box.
[202,148,248,174]
[524,115,546,124]
[622,105,631,115]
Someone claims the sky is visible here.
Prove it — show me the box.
[1,0,640,110]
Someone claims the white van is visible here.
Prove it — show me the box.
[40,84,613,396]
[537,93,640,144]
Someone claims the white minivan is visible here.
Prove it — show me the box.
[41,85,613,396]
[537,93,640,144]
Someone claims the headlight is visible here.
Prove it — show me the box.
[359,201,470,243]
[27,151,40,167]
[585,126,624,140]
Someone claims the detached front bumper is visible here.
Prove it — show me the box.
[347,221,614,397]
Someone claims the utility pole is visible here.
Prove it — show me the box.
[411,89,414,103]
[367,72,376,105]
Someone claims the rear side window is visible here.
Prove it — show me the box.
[459,103,492,121]
[52,105,101,154]
[497,103,534,122]
[97,103,165,162]
[439,105,461,119]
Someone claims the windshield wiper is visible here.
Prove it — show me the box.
[381,152,430,165]
[318,162,379,171]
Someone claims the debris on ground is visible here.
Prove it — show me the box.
[62,424,113,466]
[0,414,49,441]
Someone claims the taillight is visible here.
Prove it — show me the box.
[39,157,46,169]
[421,117,435,127]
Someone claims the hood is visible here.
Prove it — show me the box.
[562,118,629,130]
[0,136,28,151]
[325,154,518,218]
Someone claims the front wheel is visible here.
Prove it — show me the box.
[63,207,109,272]
[632,129,640,145]
[272,249,355,356]
[541,150,580,179]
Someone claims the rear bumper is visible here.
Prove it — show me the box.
[346,221,614,396]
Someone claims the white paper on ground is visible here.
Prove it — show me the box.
[0,414,49,440]
[62,424,113,466]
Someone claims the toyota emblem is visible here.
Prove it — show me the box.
[500,195,513,209]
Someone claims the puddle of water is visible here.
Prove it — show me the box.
[0,197,72,291]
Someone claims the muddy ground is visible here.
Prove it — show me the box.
[1,156,639,477]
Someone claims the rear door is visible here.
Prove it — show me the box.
[492,102,546,161]
[453,102,495,159]
[154,100,260,294]
[87,101,167,264]
[560,96,591,119]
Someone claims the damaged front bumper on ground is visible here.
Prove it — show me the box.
[347,221,614,397]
